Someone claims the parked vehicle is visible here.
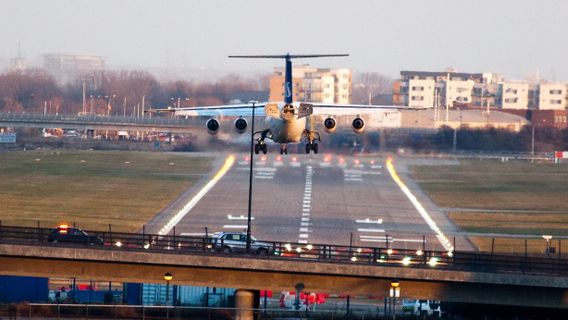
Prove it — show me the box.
[47,225,104,246]
[402,299,442,318]
[211,232,273,255]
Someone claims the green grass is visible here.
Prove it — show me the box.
[0,150,213,232]
[409,160,568,236]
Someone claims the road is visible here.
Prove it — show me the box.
[152,152,475,252]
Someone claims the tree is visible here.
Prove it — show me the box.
[351,72,392,104]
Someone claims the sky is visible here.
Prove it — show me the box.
[0,0,566,81]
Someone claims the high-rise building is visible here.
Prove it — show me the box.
[269,65,352,104]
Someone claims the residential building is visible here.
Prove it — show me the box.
[537,83,566,110]
[393,70,501,108]
[268,65,352,104]
[498,82,529,109]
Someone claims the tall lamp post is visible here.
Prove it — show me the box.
[389,280,400,320]
[246,100,258,252]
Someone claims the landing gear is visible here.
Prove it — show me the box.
[305,142,318,154]
[302,129,321,154]
[254,142,267,154]
[280,144,288,155]
[254,129,271,154]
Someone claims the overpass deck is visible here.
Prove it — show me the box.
[0,225,567,308]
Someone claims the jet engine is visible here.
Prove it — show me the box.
[206,118,220,135]
[234,117,248,134]
[352,117,365,133]
[323,117,337,133]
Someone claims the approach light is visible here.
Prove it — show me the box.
[402,256,411,266]
[143,243,150,249]
[306,244,313,250]
[416,249,423,256]
[447,251,454,257]
[295,247,302,253]
[387,248,393,255]
[115,241,123,247]
[356,248,362,253]
[350,256,358,262]
[284,244,292,251]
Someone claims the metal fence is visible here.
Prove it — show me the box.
[0,303,417,320]
[0,224,566,278]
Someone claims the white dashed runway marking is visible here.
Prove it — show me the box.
[298,165,313,243]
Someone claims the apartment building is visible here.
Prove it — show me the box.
[537,83,566,110]
[393,71,496,108]
[499,82,529,109]
[269,65,352,104]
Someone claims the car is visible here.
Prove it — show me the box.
[47,225,104,246]
[211,232,273,255]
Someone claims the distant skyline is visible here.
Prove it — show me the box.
[0,0,567,81]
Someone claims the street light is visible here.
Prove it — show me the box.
[246,100,258,252]
[389,280,400,320]
[164,272,173,305]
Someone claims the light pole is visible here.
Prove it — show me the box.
[246,100,258,252]
[164,272,173,305]
[389,280,400,320]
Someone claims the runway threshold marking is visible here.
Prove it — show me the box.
[385,158,454,252]
[158,155,236,236]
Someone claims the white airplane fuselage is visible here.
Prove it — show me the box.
[265,113,307,144]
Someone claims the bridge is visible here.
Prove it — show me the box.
[0,112,200,133]
[0,225,566,310]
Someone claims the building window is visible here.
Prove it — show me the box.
[505,88,518,94]
[411,86,424,91]
[411,95,424,101]
[549,89,562,95]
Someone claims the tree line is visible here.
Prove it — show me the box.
[0,69,267,116]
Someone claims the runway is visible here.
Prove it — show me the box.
[168,153,473,252]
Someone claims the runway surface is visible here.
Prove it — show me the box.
[166,153,474,252]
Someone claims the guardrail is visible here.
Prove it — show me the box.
[0,112,194,126]
[0,224,566,277]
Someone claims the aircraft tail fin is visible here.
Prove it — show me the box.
[229,54,349,104]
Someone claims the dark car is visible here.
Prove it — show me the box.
[47,226,104,246]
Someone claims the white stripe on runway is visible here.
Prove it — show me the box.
[357,228,385,233]
[223,225,247,229]
[158,155,235,236]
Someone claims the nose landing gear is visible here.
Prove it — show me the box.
[280,144,288,155]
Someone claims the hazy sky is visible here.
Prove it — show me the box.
[1,0,566,80]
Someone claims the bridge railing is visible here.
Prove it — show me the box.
[0,112,194,126]
[0,224,566,277]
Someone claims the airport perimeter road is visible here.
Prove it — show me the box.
[169,153,474,251]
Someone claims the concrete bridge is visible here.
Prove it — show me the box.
[0,112,200,133]
[0,242,566,309]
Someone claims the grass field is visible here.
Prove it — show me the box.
[0,150,213,232]
[409,159,568,252]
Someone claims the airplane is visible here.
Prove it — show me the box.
[152,54,404,155]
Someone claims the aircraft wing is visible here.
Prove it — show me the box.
[310,103,423,116]
[153,103,267,117]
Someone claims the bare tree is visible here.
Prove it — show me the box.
[352,72,392,105]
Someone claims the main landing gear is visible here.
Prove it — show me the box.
[303,129,321,154]
[279,144,288,155]
[254,129,271,154]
